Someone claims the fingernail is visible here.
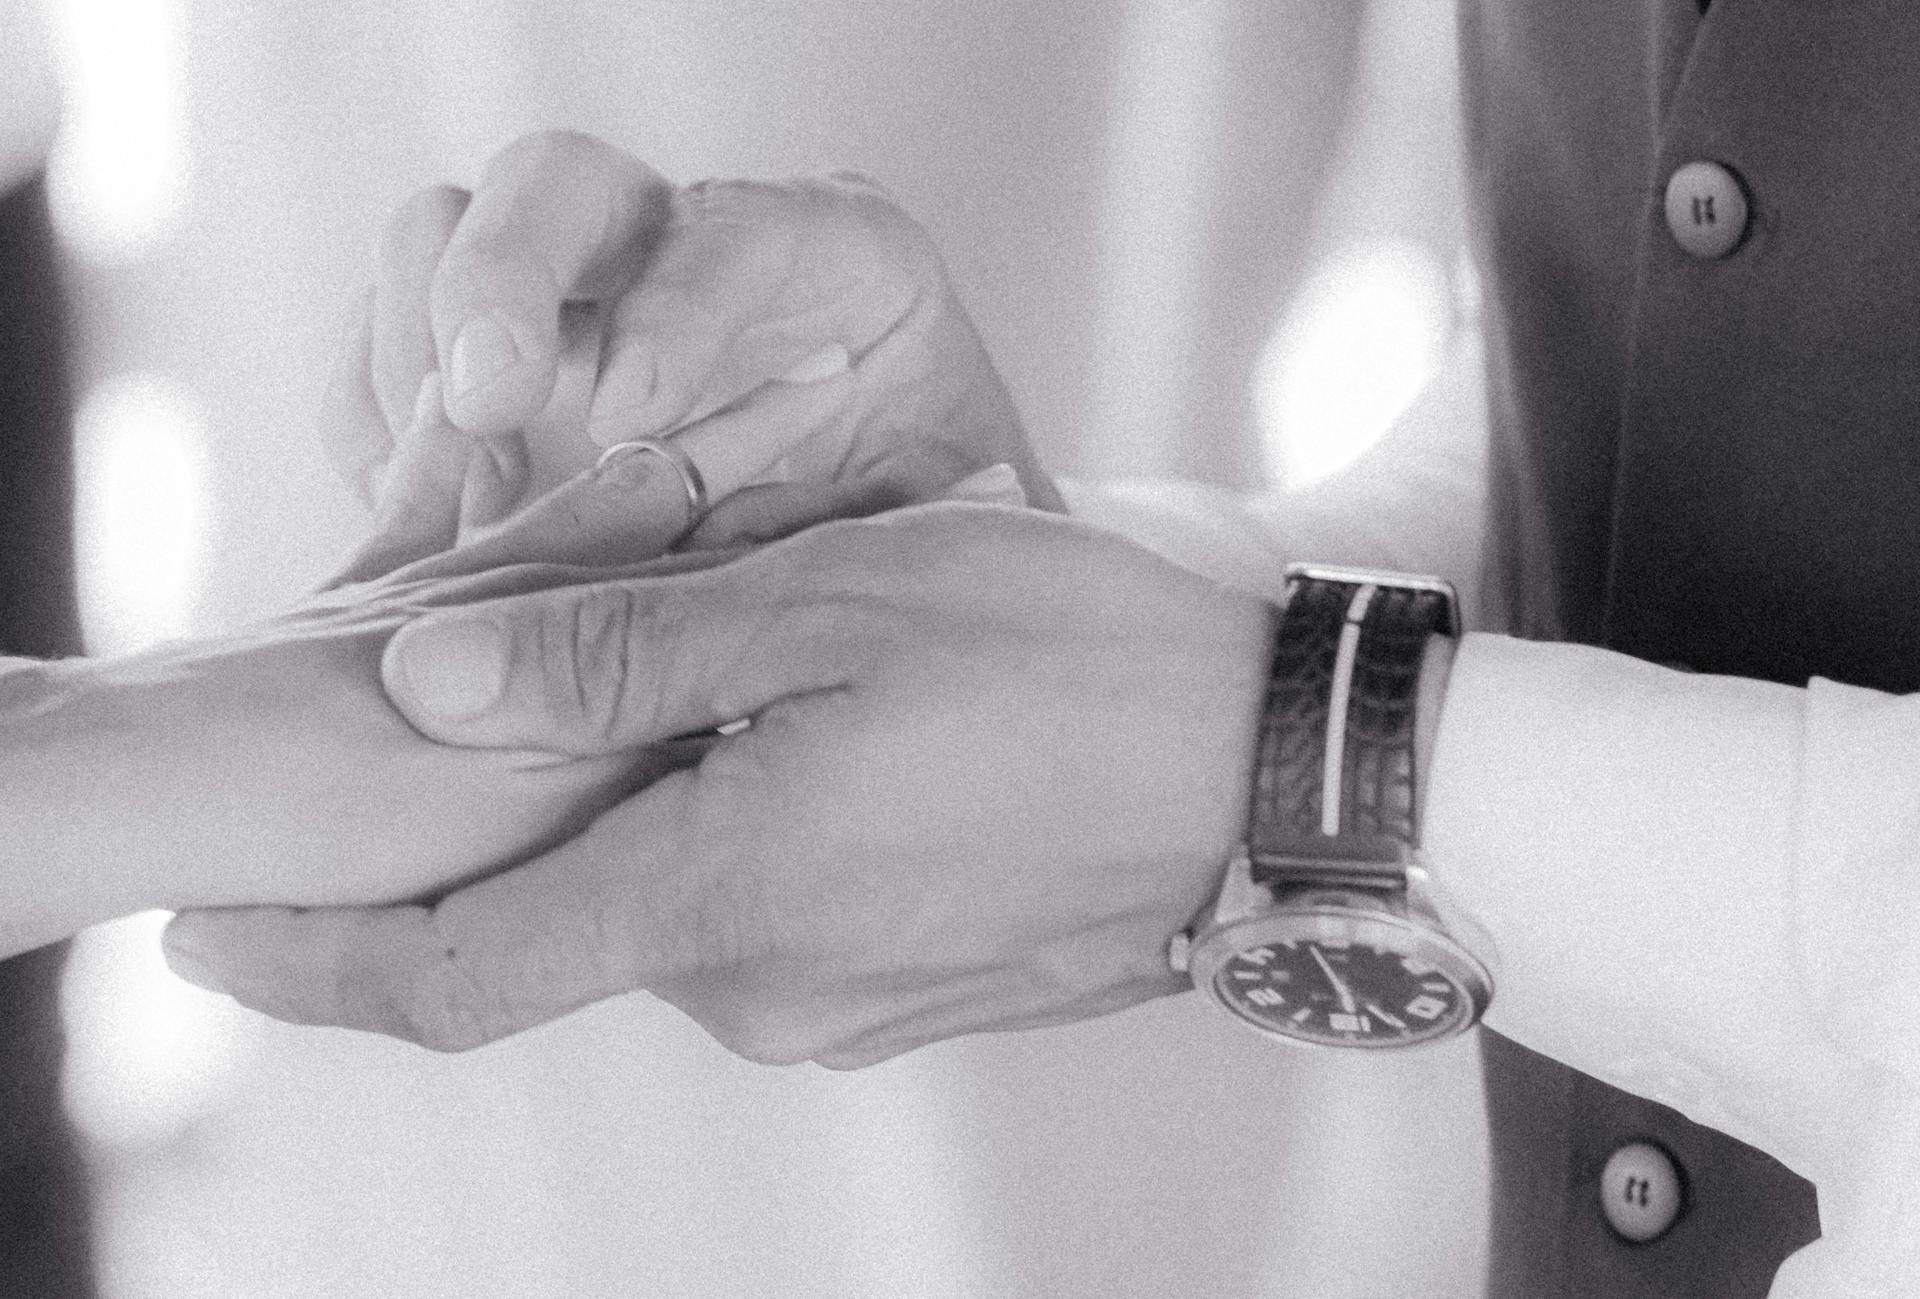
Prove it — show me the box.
[449,315,522,399]
[161,921,224,992]
[391,615,507,721]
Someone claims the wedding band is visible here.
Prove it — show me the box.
[597,437,709,522]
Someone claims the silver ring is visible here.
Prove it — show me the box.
[596,438,709,522]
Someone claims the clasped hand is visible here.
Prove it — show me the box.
[156,131,1269,1065]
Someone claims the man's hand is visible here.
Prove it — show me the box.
[329,130,1060,571]
[163,506,1268,1063]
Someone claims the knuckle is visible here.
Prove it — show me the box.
[550,584,647,746]
[814,1040,902,1072]
[429,237,558,318]
[379,184,470,275]
[731,1030,813,1068]
[489,127,606,181]
[820,178,941,289]
[705,1005,813,1067]
[823,167,894,200]
[672,845,774,973]
[355,951,496,1053]
[757,533,920,654]
[396,997,491,1054]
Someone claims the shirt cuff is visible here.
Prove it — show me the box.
[1427,635,1920,1296]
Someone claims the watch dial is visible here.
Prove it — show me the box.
[1213,937,1471,1046]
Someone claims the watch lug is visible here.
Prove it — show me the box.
[1172,848,1275,974]
[1402,859,1444,926]
[1405,857,1501,979]
[1168,931,1192,974]
[1211,847,1274,927]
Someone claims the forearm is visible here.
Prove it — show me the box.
[0,601,654,962]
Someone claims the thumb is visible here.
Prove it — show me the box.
[379,541,856,755]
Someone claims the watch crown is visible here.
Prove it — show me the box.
[1168,931,1192,974]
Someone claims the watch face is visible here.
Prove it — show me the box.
[1199,906,1489,1049]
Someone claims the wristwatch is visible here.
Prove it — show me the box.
[1171,564,1493,1049]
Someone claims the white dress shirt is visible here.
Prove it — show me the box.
[1063,331,1920,1298]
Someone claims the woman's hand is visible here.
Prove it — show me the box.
[0,533,755,962]
[0,379,749,964]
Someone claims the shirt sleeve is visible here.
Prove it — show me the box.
[1429,640,1920,1298]
[1060,330,1920,1298]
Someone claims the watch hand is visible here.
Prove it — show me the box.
[1308,944,1358,1015]
[1366,1001,1407,1031]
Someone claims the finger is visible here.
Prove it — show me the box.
[323,374,472,588]
[679,478,910,550]
[585,176,920,447]
[432,131,672,436]
[455,433,531,532]
[658,287,966,506]
[318,286,386,506]
[504,299,615,504]
[680,454,1027,552]
[378,533,863,755]
[162,774,705,1050]
[671,367,866,501]
[371,183,471,433]
[377,435,703,586]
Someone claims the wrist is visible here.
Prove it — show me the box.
[1132,583,1275,986]
[0,656,154,954]
[1177,568,1490,1047]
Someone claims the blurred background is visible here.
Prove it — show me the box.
[12,0,1488,1293]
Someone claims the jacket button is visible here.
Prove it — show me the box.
[1664,161,1750,258]
[1600,1141,1686,1242]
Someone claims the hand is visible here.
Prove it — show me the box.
[327,130,1060,573]
[0,528,754,961]
[163,506,1269,1062]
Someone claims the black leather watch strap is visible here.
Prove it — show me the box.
[1248,568,1456,890]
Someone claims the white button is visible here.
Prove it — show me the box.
[1600,1141,1685,1242]
[1665,161,1749,259]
